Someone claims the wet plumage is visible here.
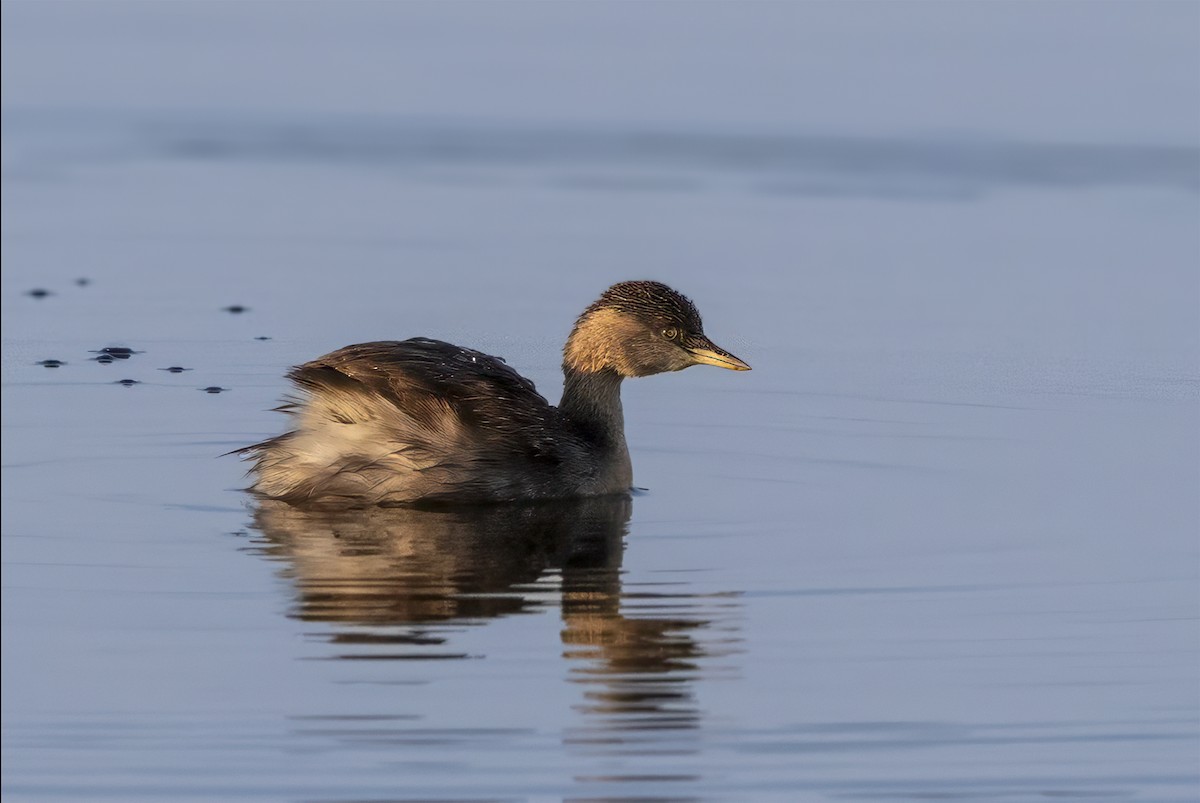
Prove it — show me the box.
[238,281,749,508]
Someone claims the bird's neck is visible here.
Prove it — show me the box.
[559,368,625,447]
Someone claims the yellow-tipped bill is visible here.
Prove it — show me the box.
[687,339,751,371]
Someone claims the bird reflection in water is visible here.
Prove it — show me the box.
[248,495,730,740]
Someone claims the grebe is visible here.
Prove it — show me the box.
[239,281,749,507]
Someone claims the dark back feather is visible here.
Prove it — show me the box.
[299,338,556,447]
[239,338,590,505]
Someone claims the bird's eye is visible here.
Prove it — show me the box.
[662,327,678,340]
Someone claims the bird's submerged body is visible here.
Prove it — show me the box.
[239,282,748,508]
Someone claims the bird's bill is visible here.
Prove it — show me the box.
[686,338,751,371]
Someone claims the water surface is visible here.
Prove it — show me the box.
[2,5,1199,802]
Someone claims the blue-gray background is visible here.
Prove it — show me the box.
[2,2,1197,801]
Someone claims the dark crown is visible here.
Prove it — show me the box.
[587,281,704,331]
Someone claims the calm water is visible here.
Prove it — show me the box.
[3,4,1199,802]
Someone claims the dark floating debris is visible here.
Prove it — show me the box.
[115,379,140,387]
[76,278,91,286]
[223,305,249,314]
[90,347,141,360]
[160,366,192,373]
[37,359,66,368]
[26,288,53,299]
[254,336,272,341]
[200,386,230,394]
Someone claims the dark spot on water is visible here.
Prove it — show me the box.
[90,347,141,360]
[26,288,52,299]
[160,366,192,373]
[115,379,140,387]
[36,359,66,368]
[224,305,249,314]
[254,336,272,341]
[75,278,91,286]
[201,386,229,394]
